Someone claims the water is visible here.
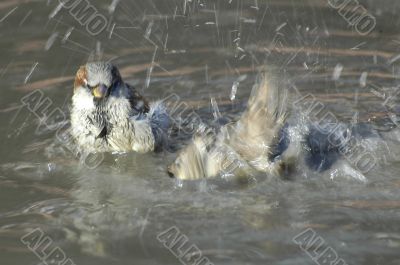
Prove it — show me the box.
[1,0,400,264]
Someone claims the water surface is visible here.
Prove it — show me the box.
[1,1,400,264]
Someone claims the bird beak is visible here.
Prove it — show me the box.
[167,166,175,178]
[92,84,109,98]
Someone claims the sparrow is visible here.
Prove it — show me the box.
[70,62,170,154]
[166,73,380,181]
[167,74,291,180]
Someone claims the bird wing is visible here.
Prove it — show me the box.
[227,74,288,171]
[126,84,150,114]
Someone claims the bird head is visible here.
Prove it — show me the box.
[74,62,123,103]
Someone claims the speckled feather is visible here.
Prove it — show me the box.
[70,62,169,154]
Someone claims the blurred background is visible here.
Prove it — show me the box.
[1,0,400,264]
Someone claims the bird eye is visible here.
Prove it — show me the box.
[86,84,97,90]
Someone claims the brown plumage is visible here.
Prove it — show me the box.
[74,66,87,91]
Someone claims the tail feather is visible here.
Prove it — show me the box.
[228,74,288,171]
[168,73,289,180]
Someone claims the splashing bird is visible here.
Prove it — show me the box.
[168,74,290,180]
[70,62,170,154]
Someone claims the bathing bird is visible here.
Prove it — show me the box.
[70,62,170,154]
[167,74,291,180]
